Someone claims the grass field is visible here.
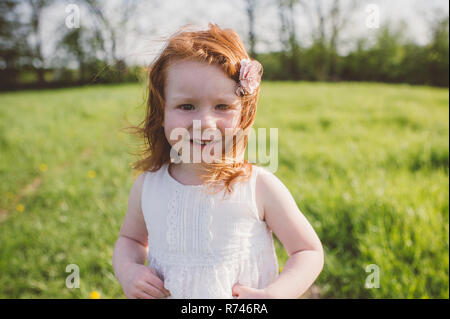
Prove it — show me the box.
[0,81,448,298]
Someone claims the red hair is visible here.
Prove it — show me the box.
[127,23,262,196]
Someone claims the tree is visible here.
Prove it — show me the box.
[277,0,301,79]
[246,0,257,58]
[57,25,104,83]
[426,15,449,86]
[300,0,359,80]
[82,0,144,81]
[27,0,52,84]
[0,0,33,88]
[84,0,140,63]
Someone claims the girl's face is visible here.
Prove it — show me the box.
[163,60,242,162]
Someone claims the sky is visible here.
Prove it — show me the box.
[37,0,449,67]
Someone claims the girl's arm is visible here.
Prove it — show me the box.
[112,173,170,299]
[260,171,324,298]
[233,170,324,299]
[113,174,148,276]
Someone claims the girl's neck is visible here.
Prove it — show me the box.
[168,162,208,186]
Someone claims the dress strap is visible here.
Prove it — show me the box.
[249,165,260,207]
[141,170,154,220]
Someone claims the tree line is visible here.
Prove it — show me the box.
[0,0,448,91]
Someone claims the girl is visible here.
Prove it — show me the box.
[112,24,324,299]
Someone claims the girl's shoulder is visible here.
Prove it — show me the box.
[252,164,280,186]
[252,164,273,176]
[137,164,170,194]
[255,165,290,194]
[252,165,287,221]
[254,164,291,197]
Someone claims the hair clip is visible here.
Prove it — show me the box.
[235,59,262,96]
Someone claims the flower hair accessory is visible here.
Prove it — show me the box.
[235,59,262,96]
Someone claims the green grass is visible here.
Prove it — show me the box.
[0,81,448,298]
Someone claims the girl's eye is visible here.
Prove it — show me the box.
[178,104,194,111]
[216,104,229,110]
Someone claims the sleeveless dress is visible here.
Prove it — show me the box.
[140,163,279,299]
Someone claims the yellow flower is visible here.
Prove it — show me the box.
[16,204,24,212]
[90,291,100,299]
[88,170,96,178]
[39,163,48,172]
[279,267,283,273]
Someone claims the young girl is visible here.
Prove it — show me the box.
[112,24,324,299]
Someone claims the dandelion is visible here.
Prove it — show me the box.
[88,170,96,178]
[16,204,24,212]
[39,163,48,172]
[90,291,100,299]
[279,267,283,273]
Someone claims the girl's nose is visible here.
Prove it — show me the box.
[190,111,219,141]
[196,109,217,129]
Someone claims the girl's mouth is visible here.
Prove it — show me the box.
[190,139,220,146]
[189,139,221,151]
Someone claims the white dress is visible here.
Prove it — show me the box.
[141,163,279,299]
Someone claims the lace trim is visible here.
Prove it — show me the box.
[166,188,182,251]
[166,187,216,257]
[199,190,214,256]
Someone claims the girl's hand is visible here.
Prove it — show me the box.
[231,283,273,299]
[121,263,171,299]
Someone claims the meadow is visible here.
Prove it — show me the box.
[0,81,448,298]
